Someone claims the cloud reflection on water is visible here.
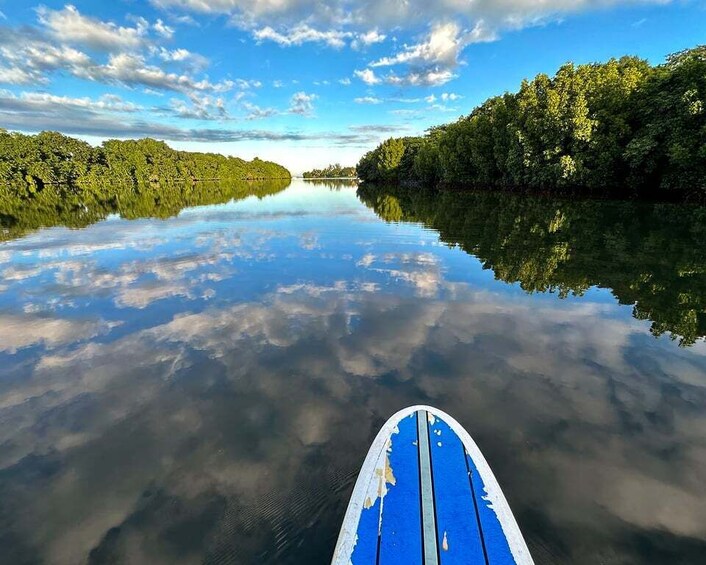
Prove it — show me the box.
[0,182,704,564]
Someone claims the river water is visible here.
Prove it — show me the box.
[1,179,705,564]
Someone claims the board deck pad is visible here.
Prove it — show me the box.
[332,406,533,565]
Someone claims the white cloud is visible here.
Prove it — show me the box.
[288,91,316,116]
[354,68,381,85]
[241,100,278,120]
[370,22,468,68]
[151,0,670,38]
[76,52,234,94]
[158,47,191,61]
[145,0,668,98]
[351,23,481,87]
[0,90,141,113]
[354,96,382,104]
[234,78,262,89]
[166,94,229,120]
[386,68,457,87]
[359,29,386,45]
[153,18,175,39]
[36,4,149,52]
[253,25,352,48]
[351,29,386,49]
[424,93,462,105]
[0,66,38,85]
[362,21,494,87]
[156,47,208,70]
[0,89,385,147]
[0,33,91,84]
[0,9,226,101]
[248,22,386,51]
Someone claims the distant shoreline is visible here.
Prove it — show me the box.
[300,176,358,180]
[0,130,291,194]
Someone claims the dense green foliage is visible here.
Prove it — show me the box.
[0,179,291,242]
[357,47,706,201]
[0,130,290,196]
[302,164,356,178]
[358,184,706,346]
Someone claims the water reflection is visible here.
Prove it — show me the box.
[359,184,706,346]
[301,178,357,190]
[0,179,291,242]
[0,181,704,564]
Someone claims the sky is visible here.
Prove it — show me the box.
[0,1,704,174]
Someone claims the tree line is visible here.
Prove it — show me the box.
[357,46,706,201]
[0,130,291,198]
[358,184,706,346]
[302,164,356,178]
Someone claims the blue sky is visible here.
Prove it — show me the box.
[0,1,704,174]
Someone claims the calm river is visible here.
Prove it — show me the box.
[1,179,705,564]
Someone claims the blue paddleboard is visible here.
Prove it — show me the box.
[332,406,533,564]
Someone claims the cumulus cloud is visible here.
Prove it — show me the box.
[156,46,209,71]
[0,111,381,146]
[73,52,234,94]
[288,91,316,116]
[251,23,389,50]
[0,87,390,146]
[0,28,91,84]
[387,68,457,87]
[356,21,494,87]
[0,65,37,84]
[254,24,352,48]
[146,0,670,92]
[151,0,670,36]
[36,4,149,52]
[354,96,382,104]
[241,100,279,120]
[234,91,319,121]
[354,68,381,85]
[164,94,229,120]
[233,78,262,89]
[0,90,140,114]
[351,28,386,50]
[358,29,386,45]
[153,18,175,39]
[0,7,229,103]
[370,22,468,69]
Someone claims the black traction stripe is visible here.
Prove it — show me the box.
[465,446,490,565]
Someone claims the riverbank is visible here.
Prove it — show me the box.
[0,130,291,195]
[356,46,706,203]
